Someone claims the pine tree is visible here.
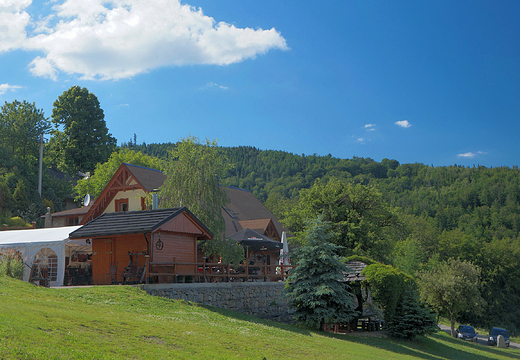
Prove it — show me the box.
[284,216,358,329]
[386,285,437,340]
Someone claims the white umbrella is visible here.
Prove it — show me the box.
[279,231,290,266]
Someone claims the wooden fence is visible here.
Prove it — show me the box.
[149,257,293,283]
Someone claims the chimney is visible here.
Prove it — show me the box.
[151,189,159,210]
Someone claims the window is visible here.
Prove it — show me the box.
[68,217,79,226]
[31,247,58,282]
[115,199,129,212]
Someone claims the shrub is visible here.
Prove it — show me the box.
[0,255,25,280]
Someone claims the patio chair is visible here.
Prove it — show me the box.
[106,262,118,285]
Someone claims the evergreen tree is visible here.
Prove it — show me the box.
[284,217,358,329]
[386,285,437,340]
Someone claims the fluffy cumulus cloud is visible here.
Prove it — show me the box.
[364,123,376,131]
[0,0,31,52]
[0,83,23,95]
[4,0,288,80]
[395,120,412,128]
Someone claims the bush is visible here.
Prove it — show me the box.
[0,255,25,280]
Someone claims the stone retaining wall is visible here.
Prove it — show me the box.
[141,282,291,320]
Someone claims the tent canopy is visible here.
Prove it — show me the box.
[0,226,83,286]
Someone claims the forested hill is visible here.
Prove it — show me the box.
[125,142,520,242]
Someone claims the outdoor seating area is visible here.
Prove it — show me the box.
[323,317,384,335]
[64,260,92,286]
[149,258,292,284]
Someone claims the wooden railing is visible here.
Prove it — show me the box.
[149,257,293,283]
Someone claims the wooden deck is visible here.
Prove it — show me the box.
[148,258,293,283]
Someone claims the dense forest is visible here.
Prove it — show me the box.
[121,141,520,334]
[2,90,520,336]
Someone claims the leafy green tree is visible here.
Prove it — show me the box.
[74,148,163,200]
[0,100,50,160]
[159,136,243,265]
[48,86,116,174]
[417,259,485,337]
[284,217,358,329]
[0,181,13,216]
[363,262,436,339]
[284,178,399,261]
[12,180,29,214]
[362,263,410,322]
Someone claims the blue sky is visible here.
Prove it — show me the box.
[1,1,519,168]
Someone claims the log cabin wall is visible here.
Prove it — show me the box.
[91,234,148,285]
[114,234,148,283]
[92,237,115,285]
[152,231,197,275]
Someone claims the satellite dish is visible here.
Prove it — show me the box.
[84,194,93,206]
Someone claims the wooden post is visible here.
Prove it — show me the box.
[173,257,177,282]
[203,257,206,282]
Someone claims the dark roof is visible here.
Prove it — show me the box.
[343,260,368,282]
[124,163,166,193]
[69,207,210,239]
[49,205,91,217]
[228,228,282,251]
[222,187,285,238]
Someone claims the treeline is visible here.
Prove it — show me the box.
[124,142,520,245]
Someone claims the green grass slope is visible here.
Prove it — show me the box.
[0,276,517,360]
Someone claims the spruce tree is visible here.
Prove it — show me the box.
[386,285,437,340]
[284,216,358,329]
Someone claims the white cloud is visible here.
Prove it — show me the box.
[457,151,487,159]
[457,152,476,158]
[364,123,376,131]
[0,83,23,95]
[395,120,412,128]
[6,0,288,80]
[357,138,365,143]
[205,82,228,90]
[0,0,31,52]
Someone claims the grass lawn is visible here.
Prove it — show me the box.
[0,276,518,360]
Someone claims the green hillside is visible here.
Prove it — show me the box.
[0,276,517,360]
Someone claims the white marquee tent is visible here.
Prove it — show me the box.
[0,226,88,286]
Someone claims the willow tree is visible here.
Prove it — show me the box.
[159,136,243,264]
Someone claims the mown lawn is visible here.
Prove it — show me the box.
[0,276,517,360]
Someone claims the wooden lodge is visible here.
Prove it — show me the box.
[68,207,212,285]
[41,162,288,286]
